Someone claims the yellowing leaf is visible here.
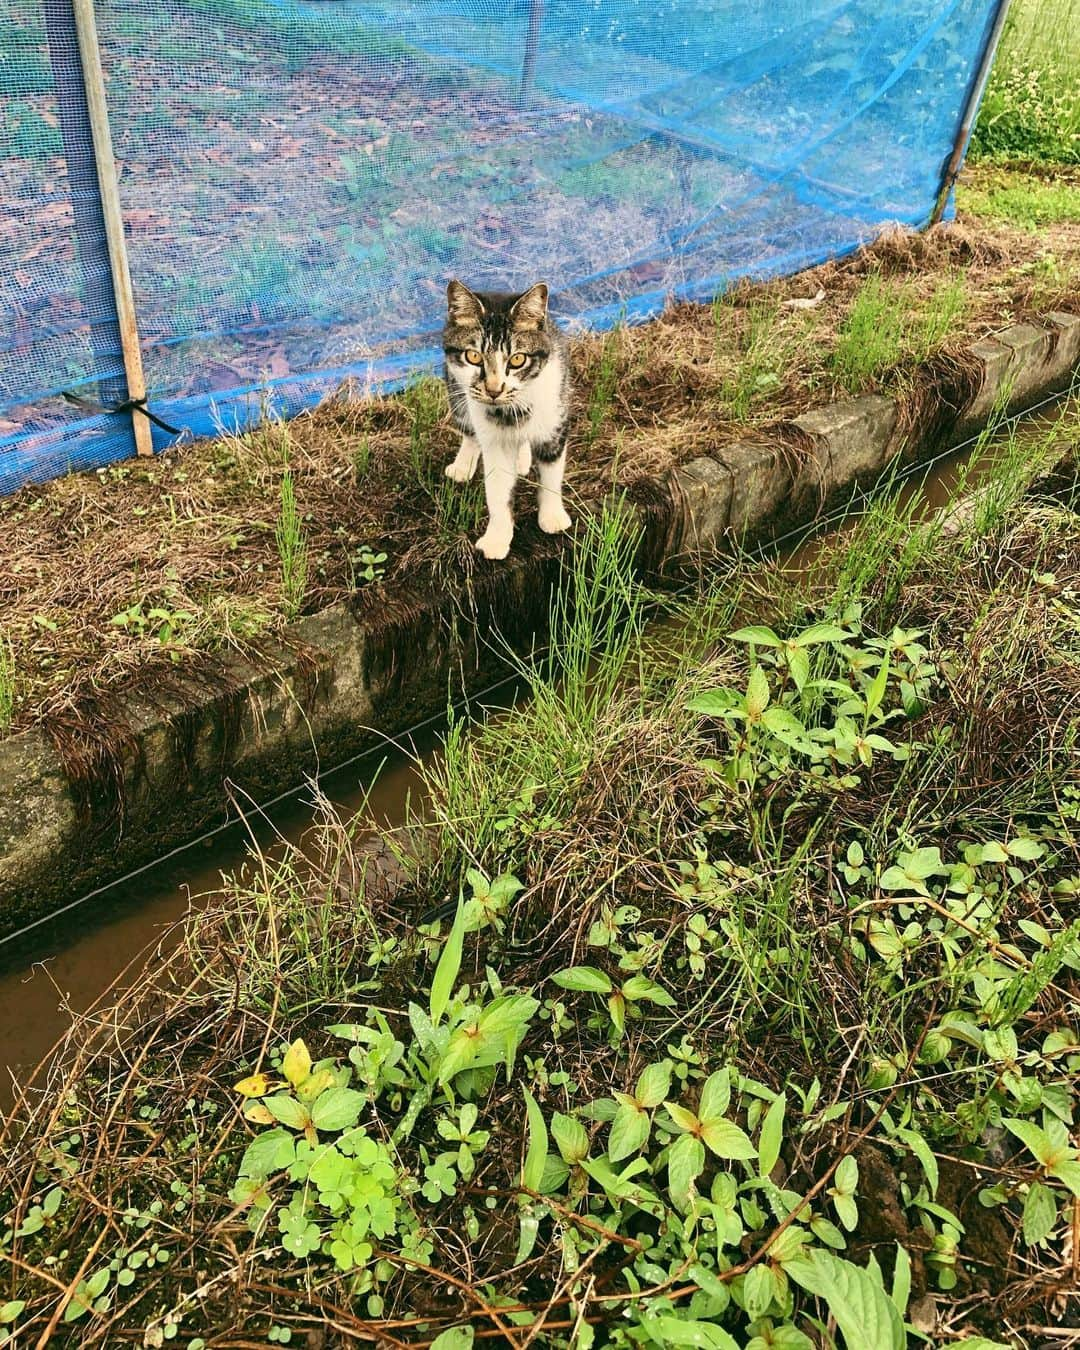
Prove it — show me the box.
[745,665,771,720]
[296,1068,335,1102]
[282,1039,313,1088]
[664,1101,701,1134]
[234,1072,273,1098]
[243,1102,276,1125]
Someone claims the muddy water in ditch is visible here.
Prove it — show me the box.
[0,406,1067,1105]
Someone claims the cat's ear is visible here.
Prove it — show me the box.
[447,280,485,327]
[510,283,549,330]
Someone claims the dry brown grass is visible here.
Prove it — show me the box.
[0,213,1077,743]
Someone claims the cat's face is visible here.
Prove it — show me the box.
[443,281,553,410]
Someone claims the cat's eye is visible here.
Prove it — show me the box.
[464,349,482,365]
[507,352,527,369]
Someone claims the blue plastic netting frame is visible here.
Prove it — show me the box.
[1,0,1004,494]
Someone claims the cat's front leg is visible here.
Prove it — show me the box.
[536,444,572,535]
[475,444,517,559]
[445,433,480,483]
[516,444,532,477]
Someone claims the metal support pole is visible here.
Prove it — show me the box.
[70,0,154,456]
[929,0,1014,226]
[519,0,544,109]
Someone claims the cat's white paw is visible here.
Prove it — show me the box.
[475,528,513,560]
[445,456,477,483]
[516,446,533,477]
[538,505,572,535]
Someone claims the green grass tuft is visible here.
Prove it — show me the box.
[714,292,790,422]
[959,169,1080,227]
[275,469,308,621]
[830,271,908,392]
[0,635,14,733]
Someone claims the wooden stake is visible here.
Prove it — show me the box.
[71,0,154,457]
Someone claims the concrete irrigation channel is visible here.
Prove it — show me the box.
[0,314,1076,1087]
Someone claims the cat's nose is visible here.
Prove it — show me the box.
[485,380,505,398]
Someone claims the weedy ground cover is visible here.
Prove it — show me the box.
[968,0,1079,166]
[2,404,1078,1346]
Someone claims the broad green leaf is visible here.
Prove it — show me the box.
[646,1317,739,1348]
[668,1132,705,1212]
[787,645,810,691]
[310,1087,364,1132]
[769,1225,811,1264]
[1022,1180,1057,1246]
[811,1215,848,1249]
[689,1262,731,1306]
[608,1103,650,1163]
[430,897,466,1026]
[834,1154,858,1195]
[729,625,781,647]
[786,1249,905,1350]
[521,1087,547,1192]
[636,1060,672,1109]
[744,1262,774,1319]
[265,1094,311,1131]
[1006,837,1043,861]
[437,1027,479,1084]
[761,706,813,749]
[758,1093,786,1176]
[551,966,612,994]
[688,688,743,717]
[429,1327,475,1350]
[978,841,1010,864]
[477,994,540,1041]
[794,622,850,646]
[551,1113,589,1164]
[905,846,945,879]
[580,1156,663,1212]
[700,1118,756,1161]
[1050,1159,1080,1197]
[835,1193,859,1232]
[1003,1118,1057,1168]
[864,652,889,719]
[698,1070,731,1122]
[898,1128,938,1198]
[239,1127,296,1179]
[282,1038,312,1088]
[621,975,676,1007]
[745,665,771,719]
[515,1206,540,1264]
[0,1303,25,1325]
[539,1153,571,1194]
[890,1242,911,1314]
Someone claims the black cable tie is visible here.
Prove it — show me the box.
[61,390,181,437]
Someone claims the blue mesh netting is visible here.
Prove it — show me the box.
[1,0,1000,494]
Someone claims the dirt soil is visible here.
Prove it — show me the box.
[1,203,1078,745]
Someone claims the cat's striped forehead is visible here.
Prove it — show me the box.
[446,289,550,354]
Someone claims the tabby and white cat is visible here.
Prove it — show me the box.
[442,280,571,560]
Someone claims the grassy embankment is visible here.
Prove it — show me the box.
[1,398,1078,1345]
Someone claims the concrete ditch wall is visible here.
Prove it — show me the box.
[1,313,1078,934]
